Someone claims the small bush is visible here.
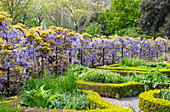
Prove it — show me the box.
[84,22,102,37]
[114,27,151,39]
[79,69,128,83]
[130,69,170,88]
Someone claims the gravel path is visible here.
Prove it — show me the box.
[102,97,139,111]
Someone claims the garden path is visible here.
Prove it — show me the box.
[102,97,139,111]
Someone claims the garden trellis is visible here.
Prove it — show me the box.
[0,12,170,96]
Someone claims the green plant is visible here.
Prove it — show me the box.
[121,57,133,66]
[115,94,120,100]
[114,27,150,39]
[84,22,102,37]
[56,69,78,93]
[79,69,128,83]
[133,91,138,96]
[0,96,20,112]
[20,85,63,108]
[20,74,58,94]
[124,89,133,97]
[99,0,140,34]
[139,89,170,112]
[68,64,89,76]
[55,91,89,110]
[156,87,170,101]
[130,69,169,88]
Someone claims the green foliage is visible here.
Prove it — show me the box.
[130,69,170,88]
[0,96,20,112]
[115,94,120,99]
[84,22,102,37]
[139,89,170,112]
[99,0,141,34]
[79,69,128,83]
[138,0,170,38]
[22,74,58,94]
[120,57,146,67]
[55,91,89,110]
[157,56,167,62]
[114,27,150,39]
[156,87,170,101]
[121,57,133,66]
[20,85,63,108]
[68,64,89,76]
[20,70,89,110]
[56,69,78,93]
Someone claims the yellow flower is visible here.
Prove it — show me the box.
[40,31,49,38]
[56,27,63,32]
[3,50,11,55]
[36,36,42,41]
[63,28,69,32]
[67,31,75,36]
[0,14,4,21]
[82,33,89,39]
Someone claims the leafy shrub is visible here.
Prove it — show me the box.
[79,69,128,83]
[114,27,151,39]
[130,69,170,88]
[20,85,63,108]
[120,57,146,67]
[68,64,89,76]
[55,91,89,110]
[120,57,133,66]
[19,69,90,110]
[84,22,102,37]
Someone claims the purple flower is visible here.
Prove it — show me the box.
[0,83,3,90]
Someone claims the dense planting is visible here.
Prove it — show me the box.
[19,70,90,110]
[70,64,170,89]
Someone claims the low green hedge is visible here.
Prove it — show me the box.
[77,80,145,98]
[1,91,132,112]
[96,66,170,76]
[139,89,170,112]
[77,81,170,98]
[0,96,17,106]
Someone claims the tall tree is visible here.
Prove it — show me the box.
[26,0,47,26]
[0,0,31,23]
[99,0,141,35]
[138,0,170,38]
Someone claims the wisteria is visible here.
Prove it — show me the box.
[0,12,169,96]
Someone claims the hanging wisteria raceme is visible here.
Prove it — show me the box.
[0,12,170,96]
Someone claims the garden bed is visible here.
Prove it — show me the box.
[0,90,132,112]
[96,63,170,76]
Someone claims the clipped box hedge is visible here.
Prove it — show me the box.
[77,81,170,98]
[1,90,132,112]
[96,66,170,76]
[139,89,170,112]
[77,80,145,98]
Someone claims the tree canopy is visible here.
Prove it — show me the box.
[99,0,141,35]
[138,0,170,38]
